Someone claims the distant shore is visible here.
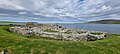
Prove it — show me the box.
[85,19,120,24]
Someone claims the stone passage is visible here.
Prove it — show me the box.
[9,24,107,41]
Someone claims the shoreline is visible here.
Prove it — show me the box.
[0,25,120,54]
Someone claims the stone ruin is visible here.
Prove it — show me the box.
[9,23,107,41]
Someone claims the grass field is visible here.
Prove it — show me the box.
[0,26,120,54]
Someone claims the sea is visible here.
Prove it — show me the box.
[59,24,120,34]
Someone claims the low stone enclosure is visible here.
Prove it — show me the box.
[9,24,107,41]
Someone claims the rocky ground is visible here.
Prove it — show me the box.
[9,23,107,41]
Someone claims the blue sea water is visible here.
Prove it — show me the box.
[59,24,120,34]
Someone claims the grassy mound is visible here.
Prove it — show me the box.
[0,26,120,54]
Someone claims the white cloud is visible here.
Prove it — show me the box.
[18,11,27,15]
[0,13,8,15]
[0,0,120,22]
[0,0,25,10]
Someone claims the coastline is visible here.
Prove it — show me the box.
[0,25,120,54]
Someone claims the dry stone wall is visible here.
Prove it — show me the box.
[9,24,107,41]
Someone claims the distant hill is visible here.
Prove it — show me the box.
[0,21,26,25]
[86,19,120,24]
[0,21,39,26]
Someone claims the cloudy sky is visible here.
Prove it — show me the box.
[0,0,120,23]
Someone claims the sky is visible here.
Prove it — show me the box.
[0,0,120,23]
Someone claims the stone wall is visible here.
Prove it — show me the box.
[9,24,107,41]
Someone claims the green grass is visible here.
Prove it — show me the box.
[0,26,120,54]
[91,32,103,35]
